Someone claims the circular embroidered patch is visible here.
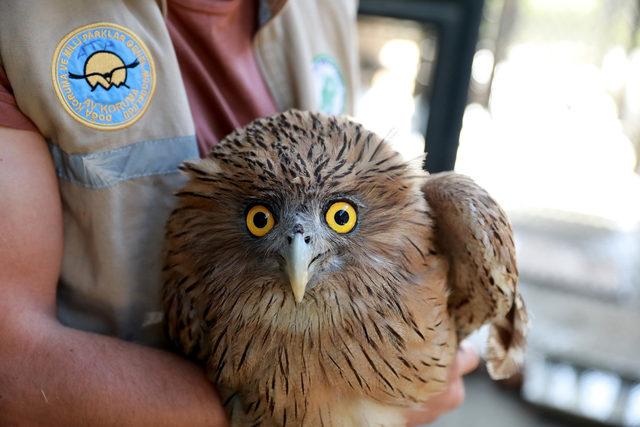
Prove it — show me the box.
[51,22,156,130]
[312,54,346,115]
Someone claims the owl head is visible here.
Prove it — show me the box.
[168,110,435,306]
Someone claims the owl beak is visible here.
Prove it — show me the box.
[285,233,312,303]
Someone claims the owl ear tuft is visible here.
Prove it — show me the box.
[178,160,202,175]
[178,159,222,178]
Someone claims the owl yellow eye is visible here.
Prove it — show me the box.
[246,205,275,237]
[325,201,357,234]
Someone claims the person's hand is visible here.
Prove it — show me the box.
[405,343,480,426]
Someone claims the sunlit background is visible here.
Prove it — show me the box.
[355,0,640,426]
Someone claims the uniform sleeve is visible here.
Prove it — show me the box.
[0,65,38,132]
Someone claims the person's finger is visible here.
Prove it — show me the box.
[456,342,480,376]
[441,378,465,410]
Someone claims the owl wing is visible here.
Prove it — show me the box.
[421,172,528,379]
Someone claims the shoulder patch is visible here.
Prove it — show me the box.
[312,54,346,115]
[51,22,156,130]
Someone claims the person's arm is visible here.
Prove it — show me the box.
[0,127,228,426]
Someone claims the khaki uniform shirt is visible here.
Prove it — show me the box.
[0,0,358,346]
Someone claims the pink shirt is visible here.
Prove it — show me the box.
[0,0,279,155]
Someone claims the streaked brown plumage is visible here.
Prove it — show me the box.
[162,110,527,426]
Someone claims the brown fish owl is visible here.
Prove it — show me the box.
[163,110,527,426]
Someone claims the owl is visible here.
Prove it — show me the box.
[163,110,527,426]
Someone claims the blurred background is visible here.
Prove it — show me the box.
[353,0,640,425]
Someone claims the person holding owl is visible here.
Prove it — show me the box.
[0,0,484,425]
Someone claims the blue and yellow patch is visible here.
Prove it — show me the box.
[52,22,156,130]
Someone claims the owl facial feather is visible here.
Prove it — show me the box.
[173,110,431,301]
